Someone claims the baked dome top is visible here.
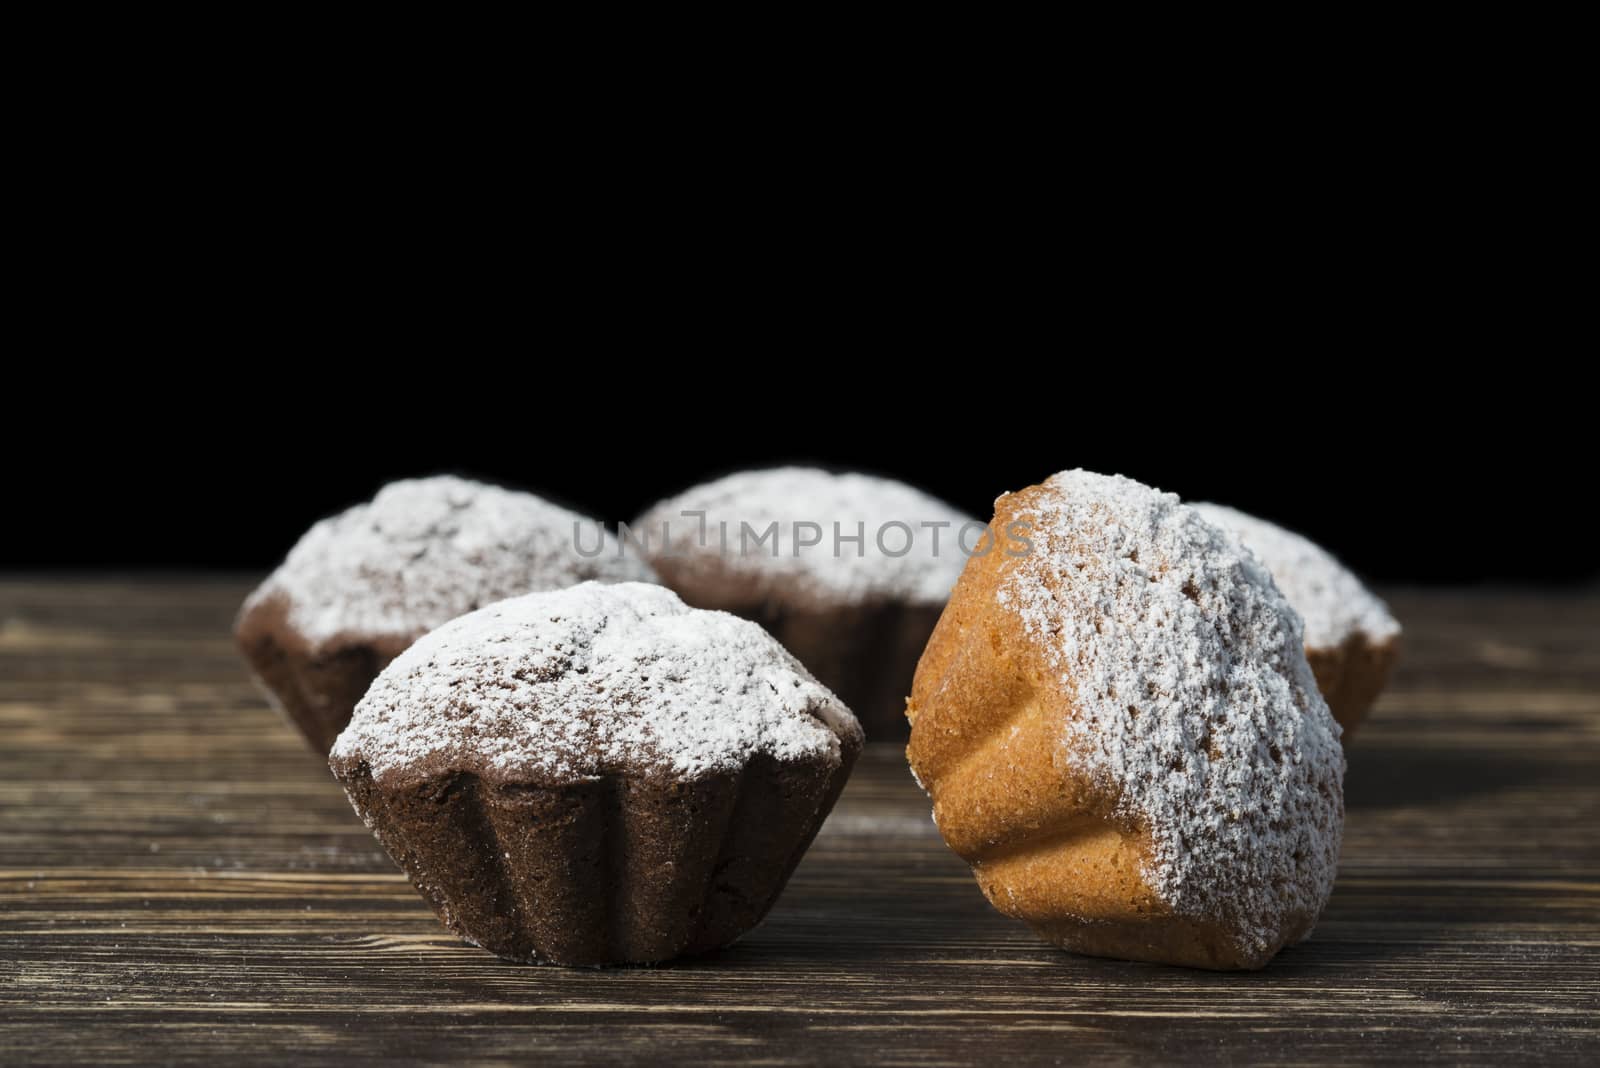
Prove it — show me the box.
[995,470,1344,959]
[245,476,654,649]
[1190,502,1400,650]
[635,467,974,606]
[331,582,861,785]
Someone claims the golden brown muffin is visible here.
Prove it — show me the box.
[907,470,1344,971]
[1191,503,1400,740]
[236,476,655,753]
[330,582,862,966]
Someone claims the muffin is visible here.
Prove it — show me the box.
[907,470,1344,970]
[634,467,976,738]
[237,476,654,754]
[1190,503,1400,740]
[329,581,862,966]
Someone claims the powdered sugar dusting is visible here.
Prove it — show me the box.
[331,582,862,783]
[1190,503,1399,650]
[635,468,975,605]
[996,470,1344,959]
[246,477,655,649]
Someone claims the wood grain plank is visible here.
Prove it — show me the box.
[1,580,1597,1065]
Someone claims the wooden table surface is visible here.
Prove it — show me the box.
[1,579,1596,1066]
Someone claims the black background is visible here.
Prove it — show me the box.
[9,377,1593,586]
[8,86,1592,587]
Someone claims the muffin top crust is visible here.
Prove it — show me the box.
[994,470,1344,961]
[635,467,975,608]
[1190,502,1400,650]
[331,582,861,785]
[244,476,654,650]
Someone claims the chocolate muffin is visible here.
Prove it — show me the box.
[329,581,862,966]
[1191,503,1400,740]
[634,468,976,738]
[236,476,654,754]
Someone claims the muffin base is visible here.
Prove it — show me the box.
[1307,634,1400,742]
[235,595,407,755]
[330,745,858,967]
[916,687,1309,971]
[1025,911,1314,971]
